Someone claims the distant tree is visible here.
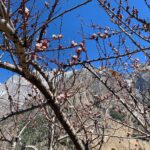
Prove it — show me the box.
[0,0,149,150]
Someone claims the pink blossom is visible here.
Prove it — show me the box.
[35,39,49,51]
[71,41,78,47]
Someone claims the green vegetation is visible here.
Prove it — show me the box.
[59,138,75,149]
[109,108,125,122]
[19,115,48,146]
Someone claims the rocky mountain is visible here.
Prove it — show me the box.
[0,65,149,114]
[133,65,150,106]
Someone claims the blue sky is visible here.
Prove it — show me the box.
[0,0,149,83]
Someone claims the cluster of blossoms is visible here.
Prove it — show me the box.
[69,41,86,64]
[35,39,49,51]
[57,92,72,103]
[52,34,63,40]
[71,41,78,47]
[90,30,109,40]
[132,58,140,68]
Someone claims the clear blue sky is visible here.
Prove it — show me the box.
[0,0,149,83]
